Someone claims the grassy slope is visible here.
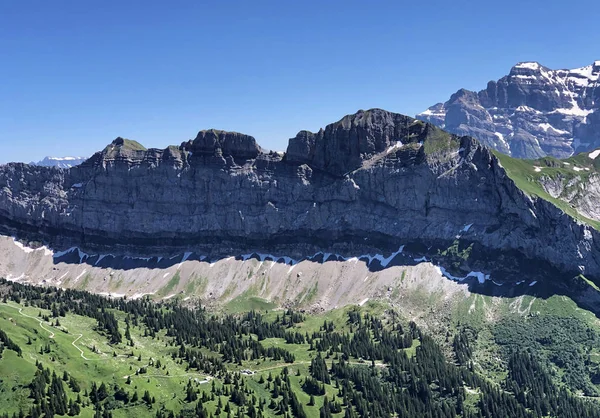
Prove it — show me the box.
[102,139,148,155]
[493,149,600,229]
[3,286,600,415]
[0,299,408,417]
[0,302,208,417]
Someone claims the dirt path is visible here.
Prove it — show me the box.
[71,334,92,360]
[15,307,55,338]
[127,373,213,381]
[253,361,310,373]
[9,304,119,362]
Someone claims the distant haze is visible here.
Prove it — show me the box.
[31,156,87,169]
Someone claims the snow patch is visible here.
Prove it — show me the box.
[77,249,89,263]
[538,123,569,135]
[131,292,155,300]
[494,132,509,148]
[514,62,541,70]
[348,246,405,268]
[12,239,34,253]
[552,105,593,117]
[10,237,51,256]
[181,252,193,262]
[435,266,490,284]
[529,281,538,287]
[386,141,403,154]
[589,150,600,160]
[98,292,125,299]
[95,254,112,266]
[53,247,78,259]
[6,273,26,282]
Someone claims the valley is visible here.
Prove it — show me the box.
[2,278,600,417]
[0,281,600,417]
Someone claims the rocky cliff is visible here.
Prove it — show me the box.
[0,109,599,284]
[417,61,600,159]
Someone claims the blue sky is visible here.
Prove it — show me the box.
[1,0,599,163]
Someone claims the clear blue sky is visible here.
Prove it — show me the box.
[1,0,599,163]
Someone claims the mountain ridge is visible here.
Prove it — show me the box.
[417,61,600,159]
[0,109,598,285]
[30,156,87,168]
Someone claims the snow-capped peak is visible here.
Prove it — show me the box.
[514,61,542,71]
[31,156,87,168]
[417,60,600,159]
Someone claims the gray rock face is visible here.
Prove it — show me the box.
[287,110,414,176]
[0,109,599,282]
[182,130,262,160]
[539,172,600,222]
[418,61,600,159]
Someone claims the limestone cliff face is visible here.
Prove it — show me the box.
[0,109,598,281]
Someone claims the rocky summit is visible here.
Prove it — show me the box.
[417,61,600,159]
[0,109,599,286]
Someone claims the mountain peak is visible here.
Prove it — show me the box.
[512,61,543,71]
[286,109,457,176]
[109,137,147,151]
[31,156,87,168]
[418,59,600,159]
[186,129,261,159]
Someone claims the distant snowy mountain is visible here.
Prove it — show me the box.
[31,156,87,168]
[417,61,600,159]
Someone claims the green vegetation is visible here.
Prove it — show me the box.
[579,274,600,292]
[493,315,600,396]
[117,139,147,151]
[493,150,600,229]
[157,271,181,298]
[224,295,276,314]
[103,138,147,154]
[2,279,600,417]
[438,239,473,269]
[423,127,460,155]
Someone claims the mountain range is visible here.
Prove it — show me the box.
[31,156,87,168]
[5,107,600,416]
[0,109,598,294]
[417,61,600,159]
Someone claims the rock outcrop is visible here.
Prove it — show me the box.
[0,109,599,283]
[418,61,600,159]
